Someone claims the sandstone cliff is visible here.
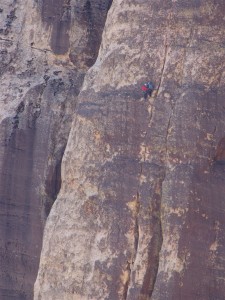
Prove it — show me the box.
[1,0,225,299]
[35,0,225,299]
[0,0,111,299]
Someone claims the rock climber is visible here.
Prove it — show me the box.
[141,82,154,100]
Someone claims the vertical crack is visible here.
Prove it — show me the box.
[123,143,143,299]
[147,26,171,300]
[155,40,168,98]
[134,191,140,262]
[123,175,141,299]
[150,25,188,300]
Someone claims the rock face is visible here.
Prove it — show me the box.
[0,0,111,299]
[34,0,225,300]
[1,0,225,299]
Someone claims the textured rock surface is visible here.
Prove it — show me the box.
[35,0,225,300]
[1,0,225,299]
[0,0,111,299]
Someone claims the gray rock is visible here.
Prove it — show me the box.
[0,0,110,299]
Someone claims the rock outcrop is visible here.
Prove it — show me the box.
[1,0,225,299]
[0,0,111,299]
[34,0,225,300]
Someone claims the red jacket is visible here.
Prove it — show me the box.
[141,85,148,91]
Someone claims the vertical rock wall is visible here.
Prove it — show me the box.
[0,0,111,299]
[35,0,225,299]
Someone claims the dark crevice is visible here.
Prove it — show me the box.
[147,227,163,299]
[140,177,164,299]
[44,155,63,218]
[138,107,162,299]
[70,0,113,67]
[40,0,114,216]
[123,190,140,300]
[134,191,140,260]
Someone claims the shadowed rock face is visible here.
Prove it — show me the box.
[0,0,111,299]
[41,0,72,55]
[0,72,84,300]
[40,0,112,65]
[35,0,225,299]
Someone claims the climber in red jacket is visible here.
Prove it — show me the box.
[141,82,154,100]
